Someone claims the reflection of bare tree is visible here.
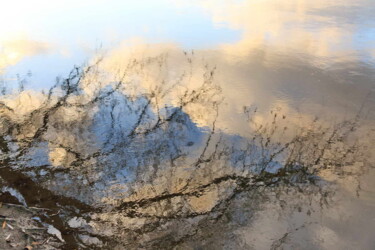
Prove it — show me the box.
[0,53,372,249]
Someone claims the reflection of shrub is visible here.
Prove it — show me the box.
[0,54,372,248]
[242,107,366,183]
[0,54,370,202]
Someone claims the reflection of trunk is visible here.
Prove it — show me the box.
[0,159,99,248]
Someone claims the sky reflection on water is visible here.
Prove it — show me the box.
[1,0,374,129]
[1,0,374,86]
[0,0,375,249]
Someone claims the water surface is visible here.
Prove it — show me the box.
[0,0,374,249]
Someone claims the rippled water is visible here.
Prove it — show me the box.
[0,0,374,249]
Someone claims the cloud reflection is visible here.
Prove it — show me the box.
[0,1,374,249]
[175,0,374,62]
[0,37,51,71]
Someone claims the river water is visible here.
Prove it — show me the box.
[0,0,374,249]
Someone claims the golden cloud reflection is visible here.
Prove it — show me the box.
[1,39,373,250]
[176,0,374,63]
[0,2,374,249]
[0,38,51,71]
[90,38,374,142]
[49,147,75,167]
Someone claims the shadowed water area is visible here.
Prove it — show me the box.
[0,0,374,249]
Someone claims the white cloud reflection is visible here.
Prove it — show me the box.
[177,0,375,62]
[0,37,51,71]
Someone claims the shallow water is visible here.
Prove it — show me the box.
[0,0,374,249]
